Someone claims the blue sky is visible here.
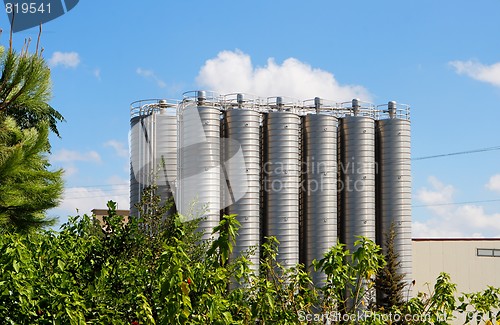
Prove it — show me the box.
[2,0,500,237]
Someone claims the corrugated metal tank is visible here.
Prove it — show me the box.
[264,112,301,268]
[302,113,338,286]
[339,115,376,252]
[154,111,177,211]
[225,109,261,273]
[130,102,178,217]
[376,115,412,284]
[130,115,146,216]
[178,104,221,241]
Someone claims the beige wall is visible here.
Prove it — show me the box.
[412,239,500,324]
[412,239,500,294]
[91,209,130,229]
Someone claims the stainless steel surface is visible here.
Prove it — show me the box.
[129,109,177,217]
[129,115,144,216]
[264,112,301,269]
[225,109,261,273]
[179,105,221,241]
[340,116,376,253]
[154,113,177,209]
[376,118,412,285]
[130,93,413,293]
[302,114,338,286]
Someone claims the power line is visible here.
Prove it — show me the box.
[412,146,500,161]
[413,198,500,208]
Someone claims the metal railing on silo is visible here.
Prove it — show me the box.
[263,97,301,269]
[223,93,262,276]
[376,101,412,286]
[178,91,222,241]
[301,97,339,286]
[129,99,178,217]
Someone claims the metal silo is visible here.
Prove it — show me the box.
[154,105,178,213]
[224,95,261,274]
[339,99,376,253]
[263,104,301,269]
[301,98,338,286]
[178,91,221,241]
[129,99,178,217]
[376,101,412,285]
[129,116,142,216]
[303,114,338,285]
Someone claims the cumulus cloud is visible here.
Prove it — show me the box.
[104,140,128,158]
[48,51,80,68]
[51,149,101,163]
[413,176,500,238]
[136,67,166,88]
[449,60,500,87]
[54,177,129,217]
[486,174,500,193]
[196,50,370,101]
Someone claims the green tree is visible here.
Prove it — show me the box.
[376,222,407,310]
[0,43,64,137]
[0,117,63,231]
[0,38,64,231]
[314,237,387,315]
[0,195,499,324]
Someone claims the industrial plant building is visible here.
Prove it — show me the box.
[129,91,412,286]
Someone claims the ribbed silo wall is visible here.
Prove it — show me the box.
[339,116,376,252]
[263,112,300,269]
[376,118,412,284]
[130,115,154,216]
[302,114,338,286]
[179,106,221,241]
[154,113,177,213]
[225,109,261,273]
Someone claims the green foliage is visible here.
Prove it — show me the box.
[0,45,64,137]
[376,222,408,310]
[457,286,500,324]
[400,273,457,324]
[314,237,386,315]
[0,189,499,324]
[0,41,64,231]
[0,117,63,231]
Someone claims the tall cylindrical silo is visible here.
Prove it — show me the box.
[264,111,301,269]
[130,115,146,216]
[154,109,177,212]
[376,101,412,285]
[130,100,178,217]
[339,114,376,252]
[302,113,338,286]
[178,96,221,241]
[225,108,261,273]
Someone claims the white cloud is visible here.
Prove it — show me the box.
[104,140,128,158]
[414,176,500,238]
[54,177,129,217]
[196,50,370,101]
[486,174,500,193]
[93,68,101,81]
[449,60,500,87]
[136,67,166,88]
[51,149,101,163]
[62,165,78,178]
[48,51,80,68]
